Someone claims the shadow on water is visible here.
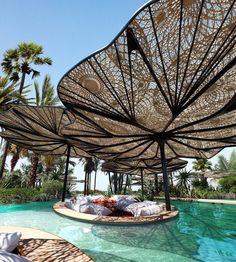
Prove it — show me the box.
[91,201,236,261]
[83,249,136,262]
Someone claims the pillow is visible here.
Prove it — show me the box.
[0,232,22,252]
[125,202,164,216]
[79,203,112,216]
[115,198,137,211]
[0,250,32,262]
[137,205,163,216]
[64,200,74,209]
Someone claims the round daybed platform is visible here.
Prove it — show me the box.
[0,226,94,262]
[53,202,178,225]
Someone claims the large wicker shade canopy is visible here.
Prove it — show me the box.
[0,105,91,201]
[102,158,187,193]
[101,158,187,175]
[58,0,236,210]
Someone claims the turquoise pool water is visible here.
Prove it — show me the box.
[0,200,236,262]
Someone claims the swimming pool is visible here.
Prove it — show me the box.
[0,200,235,262]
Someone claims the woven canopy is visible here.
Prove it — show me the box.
[58,0,236,210]
[0,105,93,201]
[0,105,90,157]
[101,158,187,176]
[58,0,236,160]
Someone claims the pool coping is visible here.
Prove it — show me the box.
[0,226,94,262]
[156,197,236,205]
[53,202,179,225]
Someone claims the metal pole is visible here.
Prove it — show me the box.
[141,168,144,196]
[62,145,71,202]
[159,141,171,211]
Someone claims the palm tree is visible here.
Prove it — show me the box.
[214,150,236,175]
[28,153,40,187]
[8,144,28,172]
[82,157,95,195]
[192,158,212,185]
[1,42,52,95]
[34,75,60,106]
[93,157,101,192]
[174,169,193,191]
[0,42,52,178]
[192,159,212,172]
[27,75,59,187]
[0,76,29,178]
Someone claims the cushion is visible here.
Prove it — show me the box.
[138,205,164,216]
[79,203,112,216]
[0,232,22,252]
[115,198,136,211]
[64,200,74,209]
[0,250,32,262]
[125,202,164,216]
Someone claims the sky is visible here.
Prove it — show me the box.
[1,0,235,191]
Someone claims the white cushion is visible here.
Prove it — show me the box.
[79,203,112,216]
[125,202,164,216]
[0,232,22,252]
[115,198,137,211]
[138,205,163,216]
[0,250,32,262]
[64,200,73,209]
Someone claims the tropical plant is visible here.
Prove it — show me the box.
[0,42,52,178]
[214,150,236,175]
[0,188,40,204]
[34,75,59,106]
[82,157,95,195]
[1,42,52,95]
[93,157,101,192]
[192,159,212,172]
[192,158,212,188]
[25,75,59,186]
[174,169,194,192]
[0,76,29,111]
[219,176,236,192]
[8,144,28,172]
[40,180,63,198]
[28,153,40,187]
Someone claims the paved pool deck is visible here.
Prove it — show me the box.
[0,226,94,262]
[157,197,236,205]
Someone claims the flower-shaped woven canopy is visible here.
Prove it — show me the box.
[101,158,187,176]
[0,105,90,157]
[58,0,236,210]
[58,0,236,160]
[0,105,92,201]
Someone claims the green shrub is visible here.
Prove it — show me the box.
[40,180,63,198]
[219,176,236,192]
[0,188,40,204]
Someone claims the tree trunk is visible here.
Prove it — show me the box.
[19,70,26,96]
[108,172,113,193]
[0,70,27,178]
[94,170,97,192]
[10,151,19,173]
[0,141,9,178]
[28,153,39,188]
[84,172,87,195]
[154,173,159,195]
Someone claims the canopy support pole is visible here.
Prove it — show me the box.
[62,145,71,202]
[141,168,144,196]
[160,141,171,211]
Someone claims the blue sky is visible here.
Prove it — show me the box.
[1,0,235,190]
